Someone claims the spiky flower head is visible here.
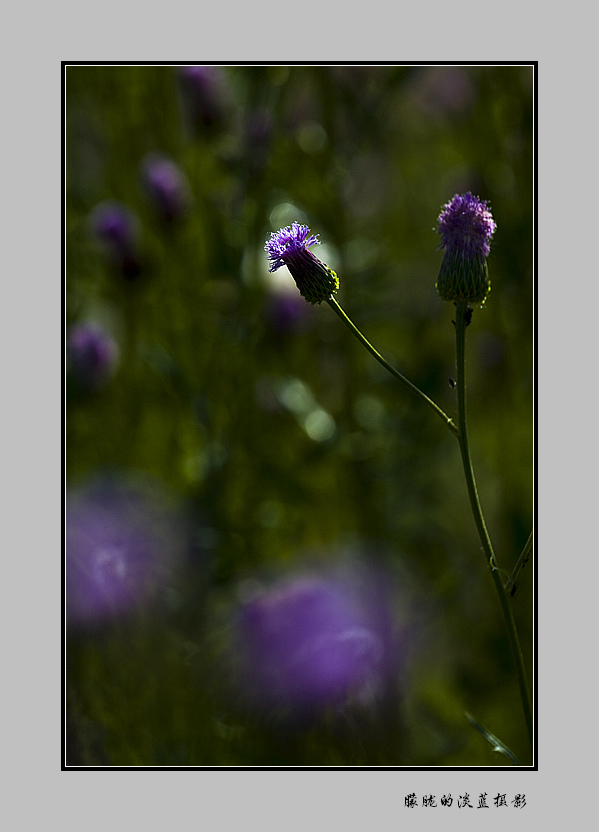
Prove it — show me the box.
[436,192,496,305]
[265,222,339,305]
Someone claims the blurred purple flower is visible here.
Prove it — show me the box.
[89,201,142,280]
[264,289,313,335]
[67,322,119,390]
[90,201,137,254]
[236,568,398,716]
[178,65,229,135]
[66,476,185,627]
[140,153,191,223]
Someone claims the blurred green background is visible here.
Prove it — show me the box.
[65,64,534,767]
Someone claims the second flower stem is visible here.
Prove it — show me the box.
[324,293,532,755]
[454,301,533,753]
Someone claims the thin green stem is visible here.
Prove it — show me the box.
[454,301,533,753]
[326,296,459,437]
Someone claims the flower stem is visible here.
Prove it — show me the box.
[325,296,459,437]
[454,301,533,753]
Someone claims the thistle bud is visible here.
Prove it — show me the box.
[436,192,496,305]
[264,222,339,305]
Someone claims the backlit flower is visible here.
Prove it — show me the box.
[265,223,339,304]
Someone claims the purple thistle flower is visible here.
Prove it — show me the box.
[438,192,496,258]
[235,569,398,717]
[436,192,496,304]
[140,153,191,223]
[67,323,119,390]
[66,476,185,627]
[264,223,339,305]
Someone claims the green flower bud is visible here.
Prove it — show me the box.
[436,248,490,304]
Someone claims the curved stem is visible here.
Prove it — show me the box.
[454,301,533,753]
[326,297,459,437]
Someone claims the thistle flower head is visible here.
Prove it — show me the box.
[438,192,496,258]
[436,193,496,304]
[265,222,339,305]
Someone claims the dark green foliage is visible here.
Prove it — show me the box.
[66,64,534,767]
